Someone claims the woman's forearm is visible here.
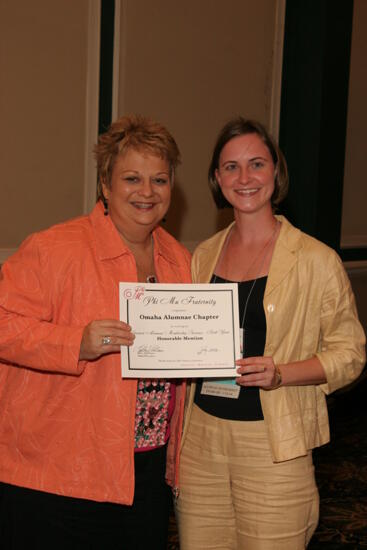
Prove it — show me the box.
[278,356,327,386]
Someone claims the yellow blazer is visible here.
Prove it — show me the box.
[183,216,366,462]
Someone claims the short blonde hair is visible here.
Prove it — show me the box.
[94,114,181,201]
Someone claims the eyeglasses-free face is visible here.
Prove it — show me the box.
[102,148,171,239]
[215,133,275,217]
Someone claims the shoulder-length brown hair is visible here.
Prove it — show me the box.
[208,117,288,209]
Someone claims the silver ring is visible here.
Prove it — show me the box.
[102,336,112,345]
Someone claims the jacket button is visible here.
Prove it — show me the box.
[267,304,275,312]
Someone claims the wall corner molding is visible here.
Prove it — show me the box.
[83,0,101,215]
[269,0,286,139]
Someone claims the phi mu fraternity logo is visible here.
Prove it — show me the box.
[123,286,145,300]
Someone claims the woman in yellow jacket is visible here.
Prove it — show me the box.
[176,117,365,550]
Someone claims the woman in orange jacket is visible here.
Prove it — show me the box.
[0,115,191,549]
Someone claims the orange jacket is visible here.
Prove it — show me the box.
[0,202,191,504]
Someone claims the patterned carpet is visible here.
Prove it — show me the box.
[168,371,367,549]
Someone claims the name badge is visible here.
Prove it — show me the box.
[201,378,240,399]
[200,328,244,399]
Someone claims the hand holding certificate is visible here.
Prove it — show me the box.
[119,283,240,378]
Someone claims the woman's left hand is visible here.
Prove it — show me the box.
[236,356,279,389]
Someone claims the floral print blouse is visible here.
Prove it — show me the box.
[134,379,175,450]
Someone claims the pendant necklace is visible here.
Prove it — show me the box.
[201,220,279,400]
[214,220,279,355]
[146,235,157,283]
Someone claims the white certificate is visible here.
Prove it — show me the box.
[119,282,240,378]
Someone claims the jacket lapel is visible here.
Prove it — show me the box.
[193,217,302,293]
[193,223,234,283]
[265,216,301,297]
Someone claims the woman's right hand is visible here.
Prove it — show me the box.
[79,319,135,361]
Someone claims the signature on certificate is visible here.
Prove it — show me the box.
[197,346,220,356]
[137,345,164,357]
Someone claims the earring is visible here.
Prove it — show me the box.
[102,197,109,216]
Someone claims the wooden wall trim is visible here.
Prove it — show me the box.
[269,0,286,139]
[83,0,101,215]
[112,0,121,120]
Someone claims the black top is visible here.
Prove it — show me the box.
[194,275,267,420]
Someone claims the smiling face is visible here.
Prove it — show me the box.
[215,133,275,216]
[102,148,171,240]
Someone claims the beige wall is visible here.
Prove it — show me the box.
[0,1,365,331]
[0,0,282,258]
[0,0,95,261]
[341,0,367,249]
[1,0,364,253]
[117,0,281,249]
